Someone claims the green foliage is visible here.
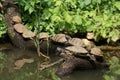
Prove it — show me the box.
[103,56,120,80]
[15,0,120,42]
[0,13,7,38]
[0,51,7,71]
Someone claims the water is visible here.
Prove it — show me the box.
[0,48,107,80]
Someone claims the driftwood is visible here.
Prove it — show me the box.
[98,46,120,51]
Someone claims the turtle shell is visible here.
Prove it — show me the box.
[22,30,35,38]
[37,32,49,40]
[81,39,95,50]
[51,34,68,43]
[68,38,85,47]
[12,16,22,23]
[65,46,88,55]
[90,47,103,56]
[14,23,27,33]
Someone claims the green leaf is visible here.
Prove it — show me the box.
[109,29,119,42]
[55,1,62,6]
[29,7,34,14]
[104,75,116,80]
[114,69,120,75]
[74,15,82,25]
[64,12,72,23]
[114,1,120,10]
[85,0,91,5]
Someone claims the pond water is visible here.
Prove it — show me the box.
[0,48,108,80]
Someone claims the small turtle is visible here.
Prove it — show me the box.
[68,38,85,47]
[81,39,95,51]
[51,34,71,44]
[90,47,104,62]
[12,16,22,23]
[36,32,49,40]
[90,47,103,56]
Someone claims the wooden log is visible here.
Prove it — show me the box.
[56,54,109,76]
[2,0,26,49]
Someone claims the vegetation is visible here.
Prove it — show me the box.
[0,13,7,38]
[104,56,120,80]
[0,0,120,42]
[14,0,120,42]
[0,51,7,72]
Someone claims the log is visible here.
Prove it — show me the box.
[2,0,26,49]
[98,46,120,51]
[56,54,109,76]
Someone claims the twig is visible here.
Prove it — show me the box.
[38,58,64,70]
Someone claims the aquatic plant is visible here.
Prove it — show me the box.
[0,51,7,72]
[103,56,120,80]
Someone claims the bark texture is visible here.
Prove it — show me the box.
[2,0,26,49]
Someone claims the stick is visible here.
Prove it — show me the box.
[38,58,64,70]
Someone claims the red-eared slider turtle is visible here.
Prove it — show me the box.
[51,33,71,44]
[68,38,85,47]
[36,32,49,40]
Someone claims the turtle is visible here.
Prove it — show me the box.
[36,32,49,40]
[81,39,96,51]
[14,23,27,33]
[57,46,96,61]
[22,30,35,38]
[12,16,22,23]
[67,38,85,47]
[90,47,104,62]
[51,33,71,44]
[86,32,94,40]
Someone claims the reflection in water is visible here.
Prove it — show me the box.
[62,69,106,80]
[0,48,107,80]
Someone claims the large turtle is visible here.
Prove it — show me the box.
[51,33,71,44]
[36,32,49,40]
[57,46,96,61]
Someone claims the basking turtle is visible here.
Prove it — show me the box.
[90,47,103,56]
[68,38,85,47]
[12,16,22,23]
[14,23,27,33]
[81,39,96,51]
[36,32,49,40]
[22,30,35,38]
[57,46,96,61]
[90,47,104,62]
[51,33,71,44]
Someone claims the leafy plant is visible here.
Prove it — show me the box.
[0,0,116,42]
[0,51,7,72]
[0,13,7,38]
[103,56,120,80]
